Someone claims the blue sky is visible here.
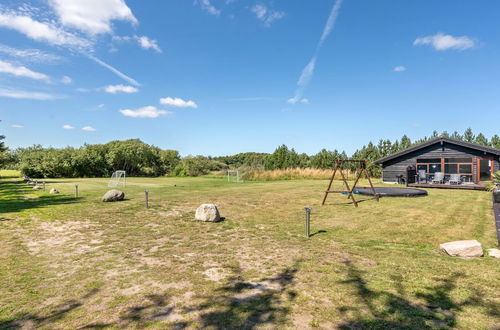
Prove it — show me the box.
[0,0,499,156]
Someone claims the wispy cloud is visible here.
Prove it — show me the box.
[393,66,406,72]
[137,36,162,52]
[413,33,475,51]
[0,11,90,49]
[48,0,137,35]
[120,106,171,118]
[0,60,50,82]
[0,88,58,100]
[11,124,24,128]
[318,0,343,48]
[251,4,285,26]
[0,44,63,64]
[88,55,140,86]
[289,0,343,105]
[160,97,198,108]
[105,84,138,94]
[61,75,72,84]
[82,126,96,131]
[63,124,75,129]
[0,7,141,86]
[197,0,221,15]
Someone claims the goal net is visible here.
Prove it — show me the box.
[227,170,242,183]
[108,170,126,187]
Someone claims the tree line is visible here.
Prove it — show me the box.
[1,128,499,178]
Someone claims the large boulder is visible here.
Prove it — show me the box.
[102,189,125,202]
[49,188,59,194]
[440,240,483,258]
[195,204,220,222]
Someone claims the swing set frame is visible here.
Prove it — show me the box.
[321,159,379,207]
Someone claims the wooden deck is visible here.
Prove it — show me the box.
[407,183,488,191]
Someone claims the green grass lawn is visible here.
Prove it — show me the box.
[0,173,499,329]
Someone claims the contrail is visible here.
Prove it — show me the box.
[288,0,343,104]
[87,54,140,87]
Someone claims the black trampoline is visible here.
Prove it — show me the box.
[352,187,428,197]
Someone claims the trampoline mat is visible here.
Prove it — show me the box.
[353,187,428,197]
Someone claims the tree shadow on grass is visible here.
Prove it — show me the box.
[187,264,299,329]
[0,288,99,329]
[337,261,499,329]
[81,266,299,329]
[0,180,79,214]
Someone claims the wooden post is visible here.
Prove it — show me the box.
[321,161,339,206]
[145,190,149,209]
[75,184,78,198]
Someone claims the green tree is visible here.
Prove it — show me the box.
[463,128,475,142]
[491,135,500,149]
[474,133,489,146]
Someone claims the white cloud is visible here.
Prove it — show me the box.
[300,98,309,104]
[63,124,75,129]
[61,75,72,84]
[289,0,343,105]
[0,88,58,100]
[413,33,475,51]
[0,44,63,64]
[198,0,221,15]
[393,66,406,72]
[251,4,285,26]
[88,55,140,86]
[98,103,105,108]
[0,60,50,82]
[48,0,137,35]
[137,36,162,53]
[318,0,343,48]
[160,97,198,108]
[105,84,138,94]
[82,126,96,131]
[120,106,171,118]
[11,124,24,128]
[0,12,90,49]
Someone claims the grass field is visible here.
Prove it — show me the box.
[1,172,499,329]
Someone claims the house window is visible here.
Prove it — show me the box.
[416,159,441,174]
[417,157,474,182]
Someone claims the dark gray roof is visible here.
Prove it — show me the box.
[374,137,500,164]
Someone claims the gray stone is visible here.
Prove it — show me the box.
[49,188,59,194]
[33,185,42,190]
[102,189,125,202]
[487,248,500,258]
[493,189,500,203]
[195,204,220,222]
[440,240,483,258]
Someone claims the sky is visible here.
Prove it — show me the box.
[0,0,499,156]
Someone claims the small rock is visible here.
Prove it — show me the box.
[493,189,500,203]
[488,248,500,258]
[440,240,483,258]
[33,185,42,190]
[195,204,220,222]
[102,189,125,202]
[49,188,59,194]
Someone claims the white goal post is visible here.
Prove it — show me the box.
[227,170,242,183]
[108,170,126,187]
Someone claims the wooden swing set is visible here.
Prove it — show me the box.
[321,159,379,207]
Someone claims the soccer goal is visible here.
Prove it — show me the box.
[108,170,126,187]
[227,170,242,183]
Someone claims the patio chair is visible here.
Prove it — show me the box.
[416,170,427,183]
[432,172,444,184]
[449,174,462,185]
